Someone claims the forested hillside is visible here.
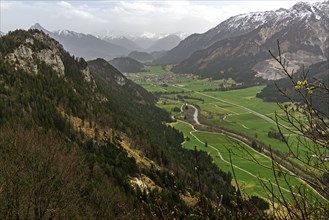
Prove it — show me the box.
[109,57,145,73]
[257,60,329,114]
[0,29,268,219]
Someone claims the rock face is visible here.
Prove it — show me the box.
[37,49,65,77]
[6,33,65,77]
[114,73,127,86]
[5,35,65,77]
[6,44,38,74]
[2,30,98,89]
[81,67,92,83]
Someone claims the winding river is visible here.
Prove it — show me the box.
[185,104,200,125]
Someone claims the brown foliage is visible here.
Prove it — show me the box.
[0,124,83,219]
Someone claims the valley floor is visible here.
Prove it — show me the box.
[127,66,328,204]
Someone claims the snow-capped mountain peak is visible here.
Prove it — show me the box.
[156,1,329,66]
[167,0,329,81]
[223,11,276,31]
[54,29,84,38]
[221,1,329,32]
[276,1,328,21]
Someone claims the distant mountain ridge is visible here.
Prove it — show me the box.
[30,23,129,60]
[168,1,329,82]
[108,34,182,52]
[146,34,181,52]
[109,57,144,73]
[30,23,181,59]
[154,9,277,65]
[128,51,153,62]
[102,36,143,52]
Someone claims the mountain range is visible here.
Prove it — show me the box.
[146,34,181,52]
[103,34,181,53]
[1,29,259,218]
[30,23,181,61]
[102,36,143,52]
[157,1,329,82]
[30,23,129,60]
[1,1,328,218]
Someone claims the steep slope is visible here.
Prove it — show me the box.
[0,29,262,218]
[30,23,129,60]
[147,34,181,52]
[109,57,144,73]
[172,1,329,82]
[172,30,268,83]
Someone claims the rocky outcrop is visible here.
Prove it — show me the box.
[32,32,63,53]
[114,73,127,86]
[5,33,65,77]
[81,67,98,90]
[81,67,92,83]
[37,49,65,77]
[6,44,38,74]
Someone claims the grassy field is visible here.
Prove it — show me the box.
[148,81,311,159]
[179,87,313,158]
[173,121,310,200]
[127,67,236,93]
[128,65,324,201]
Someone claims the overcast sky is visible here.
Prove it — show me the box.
[0,1,318,38]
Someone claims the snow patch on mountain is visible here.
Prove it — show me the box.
[54,30,84,38]
[224,11,276,31]
[218,1,329,34]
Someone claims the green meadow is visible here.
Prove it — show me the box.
[174,121,311,199]
[127,66,323,201]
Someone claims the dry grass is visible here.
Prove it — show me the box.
[120,137,160,170]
